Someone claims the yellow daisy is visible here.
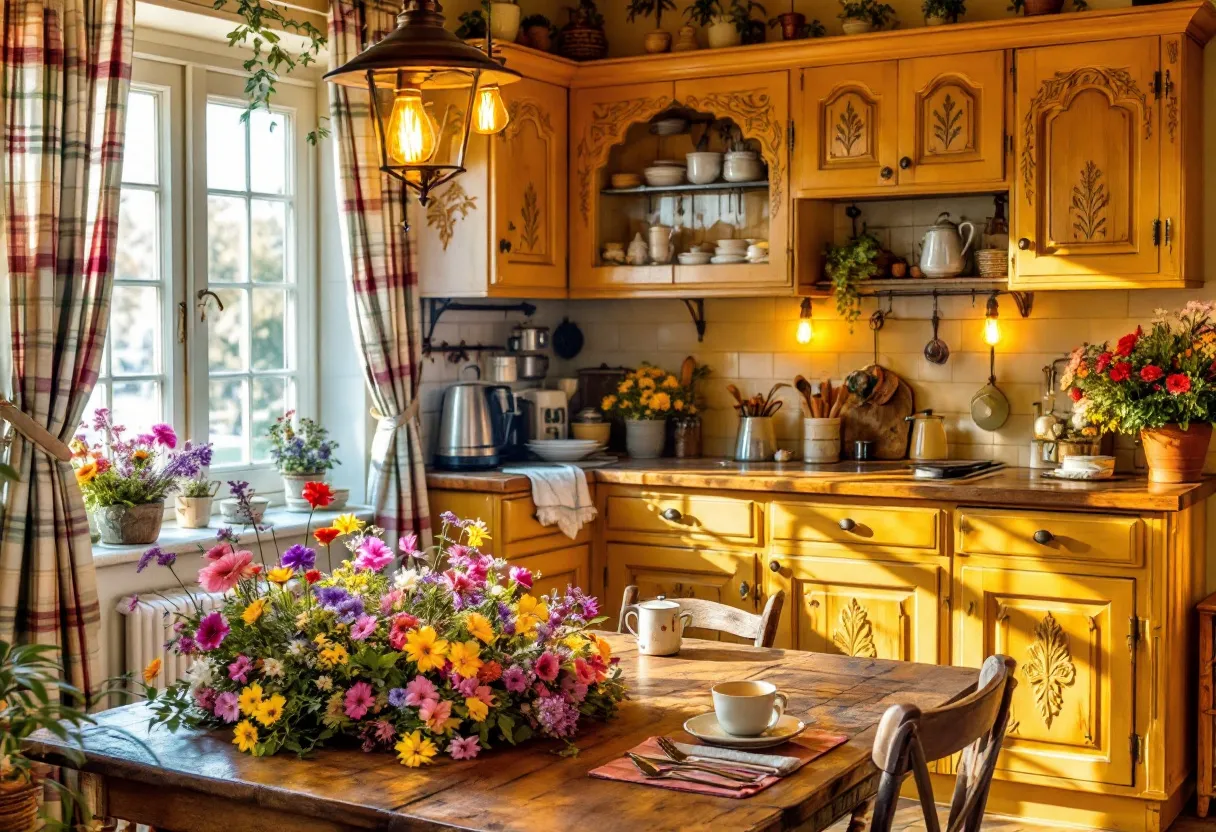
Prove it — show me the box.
[464,612,495,644]
[448,639,483,678]
[255,693,287,727]
[395,730,438,767]
[232,720,258,753]
[465,521,490,548]
[465,696,489,723]
[242,598,267,625]
[332,514,364,535]
[318,643,349,669]
[515,594,550,634]
[266,567,293,585]
[238,683,264,716]
[403,625,449,672]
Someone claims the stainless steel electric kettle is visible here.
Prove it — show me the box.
[433,377,515,471]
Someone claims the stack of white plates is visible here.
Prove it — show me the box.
[747,239,769,264]
[643,160,685,187]
[526,439,606,462]
[712,238,748,264]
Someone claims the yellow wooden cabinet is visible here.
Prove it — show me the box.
[506,544,592,599]
[795,51,1007,197]
[1012,36,1200,289]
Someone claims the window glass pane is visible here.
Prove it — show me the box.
[110,285,159,375]
[251,376,288,462]
[112,380,161,435]
[206,103,247,191]
[249,110,286,195]
[208,195,248,283]
[123,92,159,186]
[209,288,246,372]
[250,199,286,283]
[209,378,247,465]
[116,189,159,281]
[251,288,286,371]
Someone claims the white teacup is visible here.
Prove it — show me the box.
[623,599,692,656]
[711,680,788,737]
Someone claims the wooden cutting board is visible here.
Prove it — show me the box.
[841,377,915,460]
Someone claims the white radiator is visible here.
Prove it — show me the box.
[117,588,226,688]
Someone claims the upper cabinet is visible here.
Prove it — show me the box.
[569,72,792,298]
[1012,36,1199,289]
[417,74,569,298]
[795,51,1008,198]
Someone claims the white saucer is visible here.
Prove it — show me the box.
[683,712,809,749]
[1040,468,1114,481]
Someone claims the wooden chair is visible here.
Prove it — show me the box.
[850,655,1017,832]
[617,585,785,648]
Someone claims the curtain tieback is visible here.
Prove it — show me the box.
[370,398,420,434]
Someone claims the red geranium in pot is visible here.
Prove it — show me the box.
[1062,302,1216,483]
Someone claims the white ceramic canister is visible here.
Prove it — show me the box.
[802,417,841,463]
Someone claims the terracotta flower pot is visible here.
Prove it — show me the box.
[0,779,42,831]
[1021,0,1064,15]
[1140,422,1213,483]
[776,11,806,39]
[643,29,672,53]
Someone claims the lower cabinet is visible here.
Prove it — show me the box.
[605,543,755,641]
[765,554,944,663]
[955,564,1137,787]
[506,544,592,599]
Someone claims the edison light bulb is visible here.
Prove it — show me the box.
[984,316,1001,347]
[472,84,509,135]
[386,88,437,164]
[796,319,813,345]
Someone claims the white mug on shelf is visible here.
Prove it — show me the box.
[622,598,692,656]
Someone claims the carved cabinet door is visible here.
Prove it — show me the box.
[766,556,942,663]
[956,565,1136,787]
[506,544,591,600]
[796,61,899,194]
[1013,37,1161,284]
[897,51,1007,188]
[491,77,567,294]
[605,543,755,641]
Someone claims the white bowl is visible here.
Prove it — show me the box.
[715,239,748,252]
[723,151,764,182]
[526,441,605,462]
[710,254,747,264]
[685,151,723,185]
[651,159,686,167]
[678,251,713,265]
[643,166,685,187]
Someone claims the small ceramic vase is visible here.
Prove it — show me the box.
[643,29,672,53]
[706,17,741,48]
[673,25,699,51]
[626,232,649,266]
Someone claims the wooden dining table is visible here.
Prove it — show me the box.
[27,634,980,832]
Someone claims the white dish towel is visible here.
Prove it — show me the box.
[500,463,597,540]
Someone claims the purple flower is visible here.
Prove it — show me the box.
[353,537,394,572]
[350,614,378,641]
[388,687,409,709]
[193,687,217,711]
[439,511,467,528]
[404,675,438,707]
[227,480,252,501]
[195,611,230,651]
[509,566,533,589]
[315,586,351,608]
[536,695,580,739]
[216,527,238,543]
[136,546,163,573]
[151,423,177,449]
[534,652,559,682]
[228,655,253,683]
[503,665,529,693]
[214,691,240,723]
[335,596,365,625]
[447,735,481,760]
[156,548,177,568]
[281,544,316,571]
[126,595,140,613]
[176,635,198,655]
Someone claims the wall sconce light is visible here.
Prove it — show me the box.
[983,294,1001,347]
[796,297,814,344]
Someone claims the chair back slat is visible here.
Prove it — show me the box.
[616,586,785,648]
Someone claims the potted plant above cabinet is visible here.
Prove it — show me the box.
[922,0,964,24]
[1008,0,1086,16]
[628,0,678,53]
[838,0,895,33]
[489,0,522,41]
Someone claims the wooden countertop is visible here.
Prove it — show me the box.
[426,460,1216,512]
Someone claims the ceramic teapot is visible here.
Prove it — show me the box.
[919,212,976,278]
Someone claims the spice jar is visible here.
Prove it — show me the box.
[672,415,702,458]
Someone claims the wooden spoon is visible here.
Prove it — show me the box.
[726,383,744,409]
[794,376,815,414]
[680,356,696,388]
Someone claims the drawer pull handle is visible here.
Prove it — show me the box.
[1033,529,1054,545]
[739,581,751,599]
[660,507,683,522]
[768,560,781,573]
[838,518,857,532]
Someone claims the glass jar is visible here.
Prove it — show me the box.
[672,415,702,458]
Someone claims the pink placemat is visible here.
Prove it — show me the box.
[588,731,849,798]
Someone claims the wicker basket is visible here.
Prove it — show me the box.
[975,248,1008,278]
[559,25,608,61]
[0,780,41,832]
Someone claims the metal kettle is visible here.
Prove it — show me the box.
[919,212,976,278]
[433,375,515,471]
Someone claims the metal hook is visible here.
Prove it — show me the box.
[196,289,225,322]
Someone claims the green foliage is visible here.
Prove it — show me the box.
[838,0,895,25]
[768,14,826,36]
[267,411,340,475]
[456,8,488,39]
[180,475,217,498]
[922,0,965,21]
[684,0,722,27]
[825,233,881,326]
[1062,302,1216,434]
[728,0,768,34]
[628,0,678,27]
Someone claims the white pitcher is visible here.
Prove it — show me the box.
[919,211,976,278]
[622,598,693,656]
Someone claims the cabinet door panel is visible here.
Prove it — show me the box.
[957,565,1135,787]
[1014,38,1160,282]
[898,52,1006,187]
[507,545,591,599]
[767,556,941,663]
[797,62,898,193]
[492,78,567,293]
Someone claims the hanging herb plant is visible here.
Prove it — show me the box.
[825,233,881,326]
[214,0,329,143]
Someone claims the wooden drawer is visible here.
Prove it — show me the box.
[604,491,758,544]
[957,508,1142,566]
[770,501,940,552]
[501,495,592,555]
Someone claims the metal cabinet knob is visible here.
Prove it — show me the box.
[768,560,781,573]
[1017,237,1032,251]
[880,166,894,180]
[660,507,682,522]
[1033,529,1054,545]
[838,517,857,532]
[899,156,912,169]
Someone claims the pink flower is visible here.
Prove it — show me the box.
[454,675,479,698]
[344,681,375,720]
[389,613,419,650]
[503,665,528,693]
[420,697,452,732]
[447,735,481,760]
[228,655,253,683]
[350,614,378,641]
[442,569,473,595]
[353,537,394,572]
[214,691,240,722]
[509,566,533,589]
[151,423,177,448]
[398,533,422,557]
[574,658,596,685]
[534,651,559,683]
[193,687,217,711]
[198,549,256,593]
[379,589,404,615]
[204,542,234,562]
[195,611,230,651]
[474,684,494,707]
[404,675,438,707]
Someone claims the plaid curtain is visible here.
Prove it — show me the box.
[328,0,431,543]
[0,0,134,697]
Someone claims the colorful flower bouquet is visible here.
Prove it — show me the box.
[1062,302,1216,482]
[601,364,700,459]
[134,496,626,765]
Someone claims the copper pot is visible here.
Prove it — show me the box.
[1141,423,1213,483]
[775,12,805,39]
[1022,0,1064,15]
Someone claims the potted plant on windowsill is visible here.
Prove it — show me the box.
[628,0,678,53]
[72,412,213,546]
[838,0,895,33]
[922,0,964,24]
[1061,303,1216,484]
[268,411,340,512]
[824,232,881,328]
[600,364,697,459]
[175,474,219,530]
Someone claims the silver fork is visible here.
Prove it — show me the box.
[627,753,748,788]
[656,736,784,776]
[631,754,762,783]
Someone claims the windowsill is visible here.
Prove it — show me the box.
[91,505,375,569]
